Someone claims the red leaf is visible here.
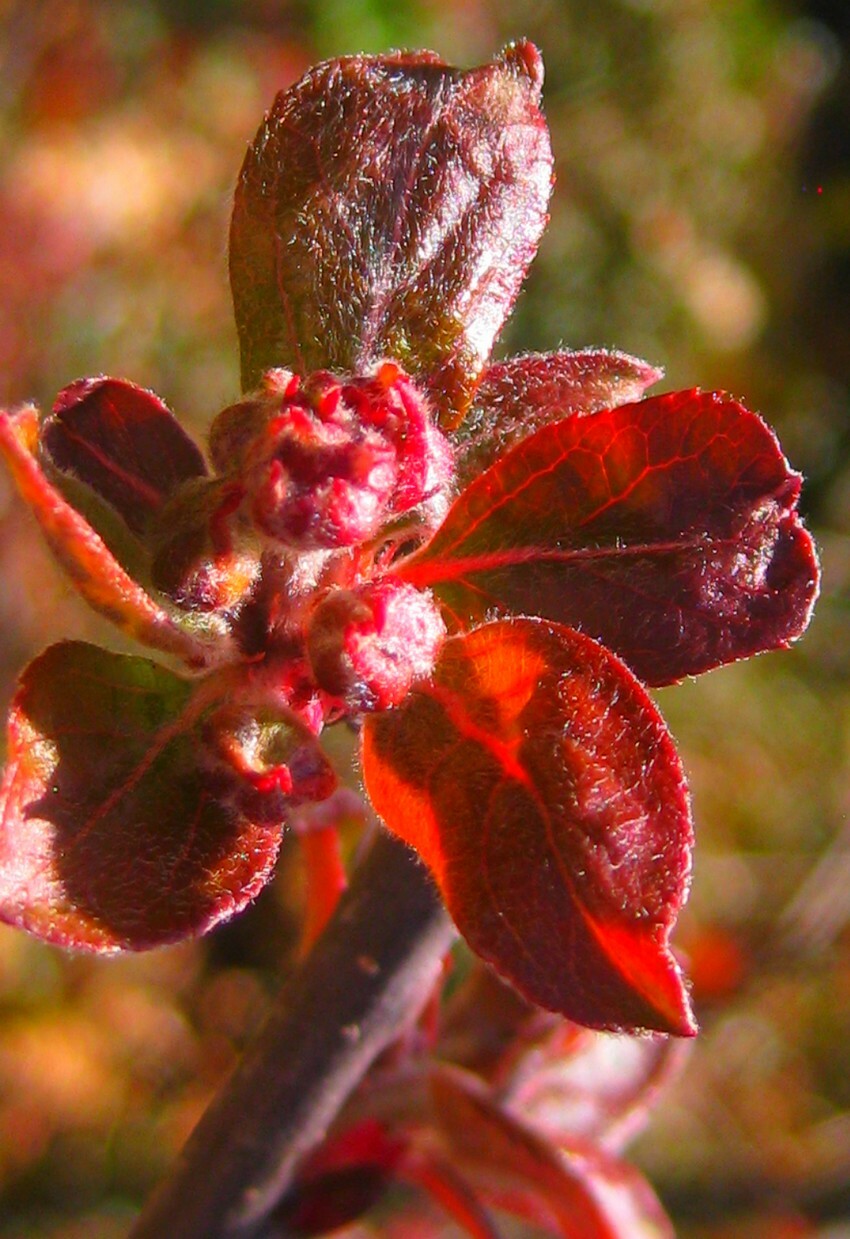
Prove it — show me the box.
[293,790,365,955]
[275,1167,391,1237]
[454,350,663,487]
[0,406,223,668]
[276,1119,404,1236]
[362,618,695,1035]
[0,643,286,951]
[42,377,207,537]
[229,43,553,424]
[429,1065,674,1239]
[402,1153,502,1239]
[149,476,262,616]
[545,1143,675,1239]
[508,1026,691,1153]
[401,390,819,685]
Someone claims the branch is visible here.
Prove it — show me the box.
[130,830,454,1239]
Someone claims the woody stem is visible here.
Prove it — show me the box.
[129,830,454,1239]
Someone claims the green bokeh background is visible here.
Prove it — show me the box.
[1,1,849,1235]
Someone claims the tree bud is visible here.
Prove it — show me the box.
[307,578,446,711]
[212,364,453,550]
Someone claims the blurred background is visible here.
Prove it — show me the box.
[0,0,849,1235]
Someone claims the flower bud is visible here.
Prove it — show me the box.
[214,363,454,551]
[307,578,446,711]
[206,703,337,810]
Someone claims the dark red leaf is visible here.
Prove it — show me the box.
[0,406,222,667]
[275,1119,404,1236]
[229,43,553,424]
[42,377,207,537]
[0,643,287,951]
[362,618,695,1035]
[454,350,663,487]
[401,390,820,685]
[275,1166,392,1236]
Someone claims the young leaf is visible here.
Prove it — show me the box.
[274,1119,405,1236]
[362,618,695,1036]
[0,643,285,951]
[401,390,820,686]
[149,477,262,616]
[230,43,553,424]
[42,377,208,538]
[401,1154,502,1239]
[0,406,222,667]
[508,1027,690,1153]
[430,1066,674,1239]
[454,350,663,487]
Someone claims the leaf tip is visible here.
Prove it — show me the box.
[643,953,698,1039]
[500,40,545,95]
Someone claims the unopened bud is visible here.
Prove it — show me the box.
[307,578,446,711]
[212,363,454,551]
[207,704,337,811]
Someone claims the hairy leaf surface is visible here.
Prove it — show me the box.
[454,350,663,487]
[362,618,695,1035]
[401,390,820,685]
[230,43,553,423]
[0,407,219,666]
[0,643,284,951]
[42,377,207,537]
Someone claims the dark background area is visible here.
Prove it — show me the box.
[1,2,849,1235]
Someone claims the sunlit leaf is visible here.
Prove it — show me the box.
[0,643,285,951]
[362,618,695,1035]
[401,390,820,685]
[230,43,553,424]
[454,350,663,487]
[0,406,223,667]
[42,377,207,537]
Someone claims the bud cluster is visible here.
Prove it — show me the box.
[150,364,454,718]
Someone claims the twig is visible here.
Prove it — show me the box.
[130,831,454,1239]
